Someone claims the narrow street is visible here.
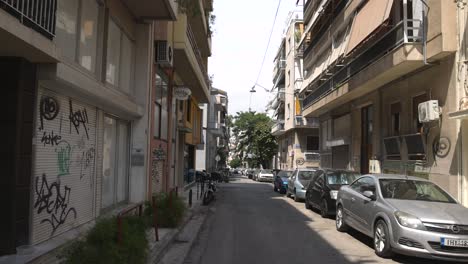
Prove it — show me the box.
[184,176,455,264]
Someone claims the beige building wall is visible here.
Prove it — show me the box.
[342,55,460,197]
[275,16,319,170]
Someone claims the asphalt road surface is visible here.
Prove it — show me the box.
[184,175,461,264]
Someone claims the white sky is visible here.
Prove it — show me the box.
[208,0,302,115]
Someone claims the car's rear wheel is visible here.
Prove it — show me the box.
[294,191,300,202]
[320,199,328,218]
[335,205,348,232]
[374,220,393,258]
[305,199,312,209]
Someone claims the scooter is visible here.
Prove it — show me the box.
[202,179,216,205]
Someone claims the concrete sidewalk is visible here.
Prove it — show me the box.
[147,181,218,264]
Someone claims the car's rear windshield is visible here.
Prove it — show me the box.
[326,171,360,185]
[261,170,273,174]
[379,179,456,203]
[298,171,315,180]
[277,171,293,178]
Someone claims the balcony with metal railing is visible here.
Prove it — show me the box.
[173,15,211,103]
[187,24,210,87]
[186,0,211,57]
[271,121,286,136]
[272,58,286,84]
[0,0,59,62]
[207,122,224,137]
[302,18,423,111]
[295,116,319,128]
[0,0,57,38]
[303,0,347,60]
[277,88,285,102]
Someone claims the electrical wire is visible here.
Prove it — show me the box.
[253,0,283,89]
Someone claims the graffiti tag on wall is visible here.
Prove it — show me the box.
[34,174,77,235]
[69,99,90,140]
[39,96,59,131]
[56,141,71,176]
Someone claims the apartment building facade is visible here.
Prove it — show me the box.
[196,88,228,171]
[271,12,320,170]
[299,0,468,204]
[150,0,213,194]
[0,0,213,260]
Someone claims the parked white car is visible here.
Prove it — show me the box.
[257,169,274,182]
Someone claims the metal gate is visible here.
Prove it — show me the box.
[32,87,97,244]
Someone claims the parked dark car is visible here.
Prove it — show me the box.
[246,169,255,179]
[273,170,294,193]
[305,169,360,217]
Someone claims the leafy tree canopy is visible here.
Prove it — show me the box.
[229,158,242,168]
[230,111,277,169]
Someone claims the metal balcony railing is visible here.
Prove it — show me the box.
[303,0,348,58]
[271,122,285,134]
[0,0,57,39]
[273,58,286,81]
[187,24,210,87]
[303,19,422,109]
[278,88,285,101]
[295,116,319,128]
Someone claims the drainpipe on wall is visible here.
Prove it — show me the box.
[147,22,155,200]
[166,67,176,193]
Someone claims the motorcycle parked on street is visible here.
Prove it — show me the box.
[203,177,216,205]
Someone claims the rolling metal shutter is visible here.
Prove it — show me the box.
[32,87,97,244]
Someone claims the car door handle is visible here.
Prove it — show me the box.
[351,197,356,202]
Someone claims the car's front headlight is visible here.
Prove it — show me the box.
[330,190,338,200]
[394,211,426,230]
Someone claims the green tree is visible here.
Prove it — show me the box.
[229,158,242,168]
[231,111,277,168]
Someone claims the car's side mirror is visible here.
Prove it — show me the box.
[363,190,376,201]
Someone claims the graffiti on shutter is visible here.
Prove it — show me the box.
[32,88,97,244]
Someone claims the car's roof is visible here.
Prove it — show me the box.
[362,173,430,181]
[296,168,317,172]
[322,168,360,173]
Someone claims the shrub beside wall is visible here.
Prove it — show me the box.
[63,193,186,263]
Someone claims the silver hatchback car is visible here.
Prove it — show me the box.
[286,168,316,202]
[336,174,468,262]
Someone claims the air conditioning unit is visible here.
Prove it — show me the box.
[155,41,173,67]
[418,100,440,123]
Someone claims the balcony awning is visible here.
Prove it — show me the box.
[330,23,352,64]
[297,0,331,48]
[345,0,394,55]
[310,49,331,83]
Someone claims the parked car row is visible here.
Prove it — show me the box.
[271,168,468,262]
[245,169,275,182]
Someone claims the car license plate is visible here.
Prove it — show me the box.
[441,238,468,248]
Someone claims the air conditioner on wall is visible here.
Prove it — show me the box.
[155,41,173,67]
[418,100,440,123]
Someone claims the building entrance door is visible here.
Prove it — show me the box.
[361,105,373,174]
